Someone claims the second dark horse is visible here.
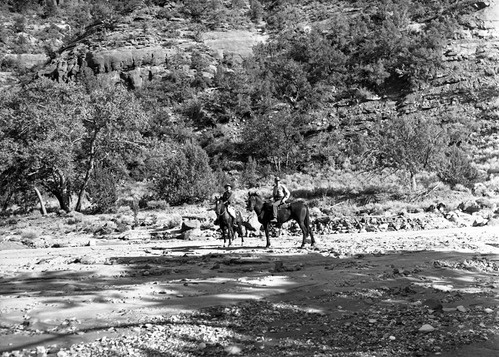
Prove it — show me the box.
[246,192,315,248]
[214,197,244,246]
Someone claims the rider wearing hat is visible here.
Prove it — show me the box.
[272,176,290,222]
[222,183,236,219]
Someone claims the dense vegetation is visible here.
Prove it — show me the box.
[0,0,487,213]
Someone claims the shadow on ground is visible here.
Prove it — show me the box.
[1,239,498,356]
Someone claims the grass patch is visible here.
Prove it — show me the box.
[20,228,39,239]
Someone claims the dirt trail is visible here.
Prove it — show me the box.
[1,226,498,356]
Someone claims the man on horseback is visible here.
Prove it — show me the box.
[271,176,290,223]
[222,183,236,220]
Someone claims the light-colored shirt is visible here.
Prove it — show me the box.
[273,183,290,201]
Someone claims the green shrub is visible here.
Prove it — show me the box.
[87,165,118,214]
[66,212,85,225]
[437,146,479,188]
[157,8,174,20]
[152,143,216,205]
[20,228,38,239]
[13,16,27,33]
[241,156,259,188]
[249,0,264,22]
[146,200,169,210]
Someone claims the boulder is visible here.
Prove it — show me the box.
[181,228,202,240]
[458,200,481,214]
[473,182,488,196]
[476,197,495,209]
[472,214,488,227]
[181,220,201,232]
[93,221,118,235]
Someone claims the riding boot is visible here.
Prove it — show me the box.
[214,218,219,225]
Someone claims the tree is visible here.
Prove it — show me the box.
[249,0,264,23]
[242,108,303,171]
[0,79,149,213]
[74,84,149,211]
[366,114,448,191]
[0,78,86,212]
[9,0,39,13]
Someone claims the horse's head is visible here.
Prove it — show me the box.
[214,196,224,215]
[246,192,261,211]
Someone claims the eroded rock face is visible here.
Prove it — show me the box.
[85,47,169,73]
[446,1,499,60]
[37,27,266,88]
[3,53,48,69]
[203,30,268,59]
[479,0,499,31]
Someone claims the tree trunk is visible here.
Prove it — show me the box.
[1,190,14,212]
[53,190,71,212]
[75,132,98,212]
[410,172,417,191]
[33,187,47,215]
[75,156,94,212]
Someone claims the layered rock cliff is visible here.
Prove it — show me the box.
[33,7,267,88]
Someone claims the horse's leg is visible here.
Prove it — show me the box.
[228,225,234,247]
[224,225,230,247]
[263,223,271,248]
[238,223,244,246]
[305,211,315,246]
[298,221,308,248]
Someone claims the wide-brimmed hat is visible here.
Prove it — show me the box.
[224,183,232,188]
[274,176,280,182]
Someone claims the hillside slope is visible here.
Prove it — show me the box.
[1,0,499,181]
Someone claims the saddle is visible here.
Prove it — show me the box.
[278,202,290,210]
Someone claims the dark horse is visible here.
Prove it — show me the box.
[246,192,315,248]
[214,197,244,246]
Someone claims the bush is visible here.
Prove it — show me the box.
[437,146,479,188]
[87,165,118,213]
[20,228,38,239]
[152,143,216,205]
[13,16,27,33]
[146,200,169,210]
[156,8,174,20]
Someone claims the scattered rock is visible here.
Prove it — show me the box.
[419,324,436,332]
[423,299,443,311]
[224,345,243,355]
